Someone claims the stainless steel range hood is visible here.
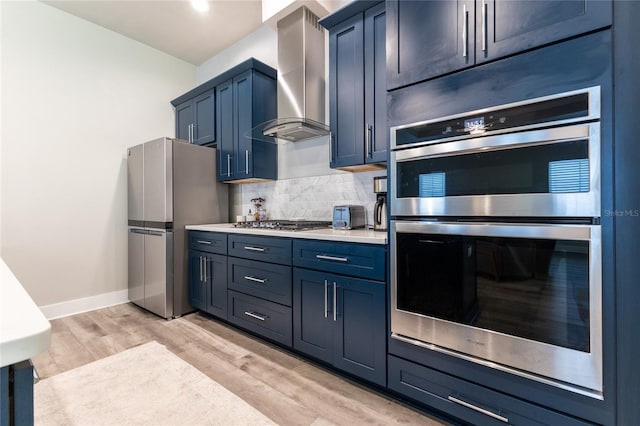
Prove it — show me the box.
[259,6,329,142]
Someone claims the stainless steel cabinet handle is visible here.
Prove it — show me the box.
[244,275,266,284]
[227,154,231,177]
[203,257,208,282]
[482,0,487,52]
[316,254,348,262]
[244,246,265,252]
[244,311,267,321]
[245,150,249,174]
[448,396,509,423]
[366,124,373,158]
[333,282,337,322]
[199,256,203,282]
[324,280,329,318]
[197,240,212,245]
[462,4,468,58]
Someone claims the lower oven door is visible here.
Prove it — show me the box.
[390,220,603,396]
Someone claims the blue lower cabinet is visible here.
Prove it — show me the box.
[293,267,386,386]
[189,251,228,319]
[227,290,292,347]
[292,268,334,363]
[189,251,207,311]
[388,355,591,426]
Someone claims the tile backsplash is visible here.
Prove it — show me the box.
[230,170,386,226]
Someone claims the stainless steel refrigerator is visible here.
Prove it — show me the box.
[127,137,228,319]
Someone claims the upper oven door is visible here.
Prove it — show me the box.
[390,122,600,218]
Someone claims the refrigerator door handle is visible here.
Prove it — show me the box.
[147,230,166,237]
[129,228,148,235]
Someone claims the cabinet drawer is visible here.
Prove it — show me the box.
[228,257,292,306]
[228,234,292,265]
[189,231,227,255]
[388,355,590,426]
[293,240,385,281]
[227,290,292,347]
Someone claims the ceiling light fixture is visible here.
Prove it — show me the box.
[190,0,209,13]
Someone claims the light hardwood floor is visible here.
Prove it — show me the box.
[32,303,452,426]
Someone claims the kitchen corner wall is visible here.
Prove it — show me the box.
[0,1,195,309]
[231,170,386,225]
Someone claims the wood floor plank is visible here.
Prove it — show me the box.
[175,342,318,426]
[33,303,451,426]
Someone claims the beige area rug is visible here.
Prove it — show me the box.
[34,341,276,426]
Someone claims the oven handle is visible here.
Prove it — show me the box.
[393,122,594,163]
[393,220,597,241]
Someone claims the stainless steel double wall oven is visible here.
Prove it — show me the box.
[389,86,603,397]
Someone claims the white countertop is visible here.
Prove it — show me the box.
[1,258,51,367]
[186,223,387,245]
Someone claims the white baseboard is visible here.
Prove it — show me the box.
[39,289,130,320]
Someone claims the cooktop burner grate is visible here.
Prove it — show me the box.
[233,219,332,231]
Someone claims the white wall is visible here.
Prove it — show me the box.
[0,1,196,308]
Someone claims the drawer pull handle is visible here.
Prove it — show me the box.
[316,254,348,263]
[244,311,267,321]
[244,246,265,252]
[244,275,266,284]
[447,396,509,423]
[197,240,212,245]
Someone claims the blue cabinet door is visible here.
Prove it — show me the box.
[233,70,253,180]
[189,251,207,311]
[329,13,365,169]
[175,100,193,142]
[477,0,612,64]
[293,268,333,364]
[387,0,472,91]
[293,267,387,385]
[189,250,227,319]
[193,89,215,145]
[205,253,227,319]
[364,3,387,165]
[216,79,234,181]
[333,274,386,386]
[175,89,215,146]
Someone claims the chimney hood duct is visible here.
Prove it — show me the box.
[258,6,329,142]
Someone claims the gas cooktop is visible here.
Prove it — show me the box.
[233,219,332,231]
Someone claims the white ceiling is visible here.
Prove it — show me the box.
[41,0,267,65]
[41,0,347,65]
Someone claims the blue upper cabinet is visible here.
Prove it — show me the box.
[386,0,472,91]
[478,0,612,64]
[386,0,612,90]
[322,1,387,171]
[216,64,278,183]
[174,88,216,146]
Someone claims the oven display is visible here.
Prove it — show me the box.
[464,116,485,132]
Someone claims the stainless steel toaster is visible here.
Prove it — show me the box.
[332,205,365,230]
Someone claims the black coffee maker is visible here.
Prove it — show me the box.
[373,176,387,232]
